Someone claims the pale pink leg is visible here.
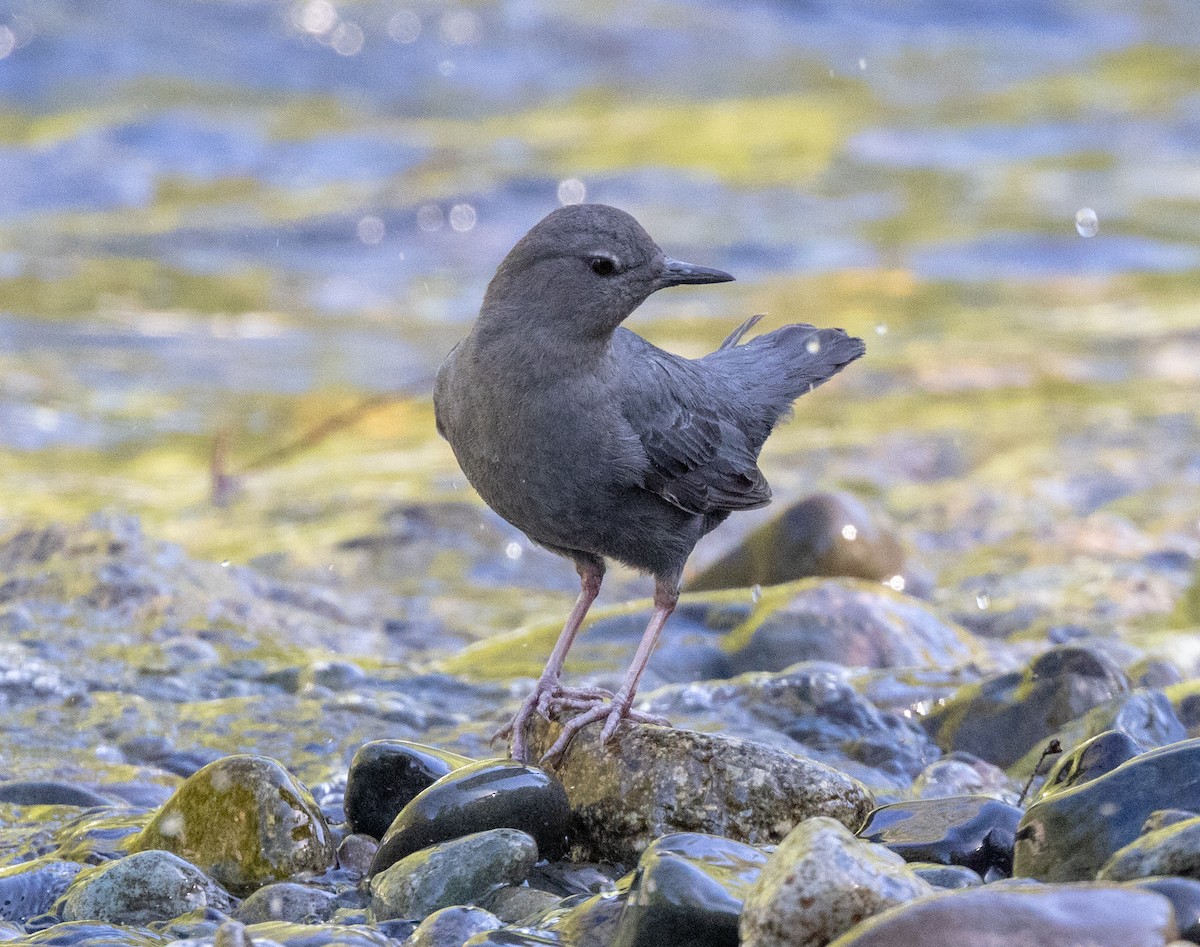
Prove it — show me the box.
[540,580,677,765]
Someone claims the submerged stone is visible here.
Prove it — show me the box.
[740,817,933,947]
[241,920,400,945]
[235,881,336,923]
[370,759,569,877]
[613,833,767,947]
[908,863,982,889]
[1098,814,1200,881]
[129,754,335,894]
[0,858,82,923]
[344,740,473,841]
[369,828,538,922]
[406,905,503,946]
[824,883,1177,946]
[1014,738,1200,881]
[526,715,873,865]
[0,781,115,808]
[858,795,1022,877]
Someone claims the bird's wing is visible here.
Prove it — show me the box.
[614,333,772,516]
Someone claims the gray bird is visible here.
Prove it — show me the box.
[434,204,865,763]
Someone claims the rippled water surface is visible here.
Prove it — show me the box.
[1,0,1199,634]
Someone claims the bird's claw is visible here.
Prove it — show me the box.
[539,699,670,766]
[496,680,616,763]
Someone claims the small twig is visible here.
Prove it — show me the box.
[1018,738,1063,806]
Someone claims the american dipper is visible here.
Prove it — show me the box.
[434,204,865,763]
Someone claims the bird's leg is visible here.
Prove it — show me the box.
[540,578,677,765]
[493,558,605,763]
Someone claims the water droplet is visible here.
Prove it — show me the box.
[439,9,479,45]
[437,59,457,76]
[357,215,385,245]
[160,811,185,838]
[750,584,762,603]
[387,9,421,43]
[295,0,336,35]
[221,560,230,568]
[417,203,443,232]
[858,57,867,70]
[557,178,586,205]
[805,337,821,354]
[331,20,363,55]
[0,26,15,59]
[975,591,990,610]
[504,541,522,561]
[841,523,858,541]
[875,323,888,335]
[1075,207,1098,238]
[449,203,477,232]
[886,574,906,592]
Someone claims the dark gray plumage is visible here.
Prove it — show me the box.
[434,204,865,762]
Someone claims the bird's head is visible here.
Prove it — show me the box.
[481,203,734,339]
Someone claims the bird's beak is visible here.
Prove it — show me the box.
[657,257,735,287]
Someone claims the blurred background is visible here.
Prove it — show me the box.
[1,0,1198,630]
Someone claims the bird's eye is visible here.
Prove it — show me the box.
[589,257,616,276]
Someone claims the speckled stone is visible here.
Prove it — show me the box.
[527,716,873,865]
[235,881,336,923]
[129,754,335,894]
[740,817,933,947]
[406,905,503,946]
[824,884,1178,946]
[56,849,231,924]
[370,828,538,922]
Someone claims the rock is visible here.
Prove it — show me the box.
[923,645,1131,768]
[345,741,473,841]
[1129,877,1200,944]
[50,807,152,863]
[370,828,538,922]
[406,905,503,946]
[16,919,172,944]
[824,883,1178,946]
[464,931,562,946]
[55,849,231,924]
[370,760,569,877]
[727,580,976,675]
[0,781,115,808]
[129,754,335,894]
[525,715,874,865]
[643,663,937,794]
[857,795,1022,878]
[544,890,626,947]
[688,493,905,591]
[0,859,82,923]
[478,885,563,924]
[235,881,337,923]
[612,834,767,947]
[911,753,1019,804]
[241,920,404,945]
[739,817,933,947]
[909,863,982,888]
[337,834,378,875]
[1034,729,1143,801]
[1014,738,1200,881]
[1098,814,1200,881]
[1011,689,1187,782]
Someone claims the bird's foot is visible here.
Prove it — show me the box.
[492,679,614,763]
[539,696,670,766]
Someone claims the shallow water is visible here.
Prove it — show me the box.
[1,0,1199,788]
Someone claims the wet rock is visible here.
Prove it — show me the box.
[1034,729,1143,801]
[15,919,170,944]
[51,808,153,863]
[911,753,1019,804]
[240,920,401,945]
[1129,877,1200,943]
[1012,689,1188,782]
[1014,738,1200,881]
[369,828,538,922]
[0,781,115,808]
[543,890,626,947]
[688,493,905,591]
[235,881,336,923]
[56,849,231,924]
[129,754,335,894]
[336,834,378,875]
[1146,809,1200,832]
[642,663,934,795]
[858,795,1021,878]
[825,883,1177,946]
[370,760,569,877]
[740,816,933,947]
[345,740,472,841]
[727,580,977,674]
[463,931,561,947]
[406,905,503,946]
[1099,814,1200,881]
[0,858,81,923]
[923,645,1131,768]
[526,715,873,865]
[478,885,563,924]
[909,863,982,888]
[612,833,766,947]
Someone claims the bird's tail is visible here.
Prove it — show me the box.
[703,321,865,443]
